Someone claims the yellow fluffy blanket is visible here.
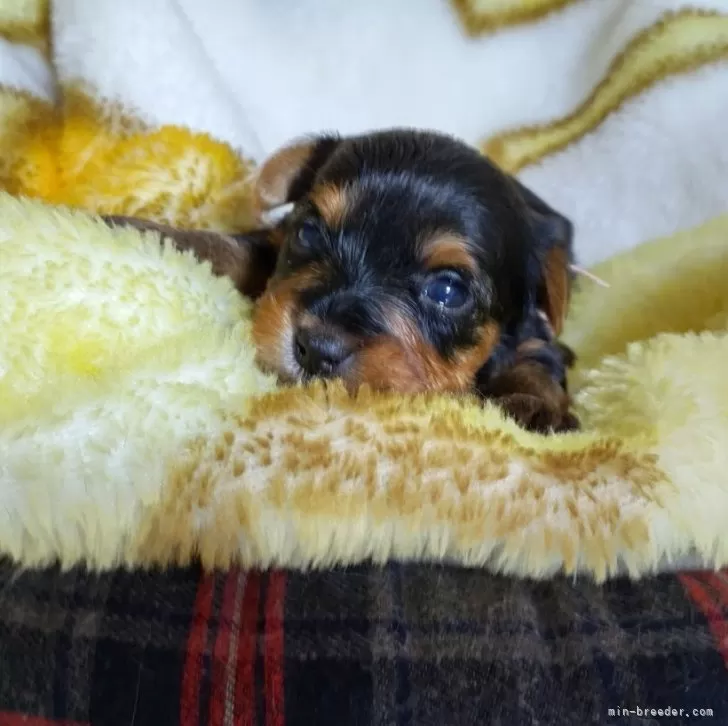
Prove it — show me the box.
[2,193,727,581]
[2,1,728,581]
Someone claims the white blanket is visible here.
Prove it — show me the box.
[2,0,728,265]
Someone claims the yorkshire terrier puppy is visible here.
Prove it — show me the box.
[104,129,579,432]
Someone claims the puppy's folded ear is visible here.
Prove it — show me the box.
[254,134,342,216]
[511,178,574,337]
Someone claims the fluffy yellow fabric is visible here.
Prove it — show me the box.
[1,0,727,580]
[0,194,276,567]
[1,193,727,581]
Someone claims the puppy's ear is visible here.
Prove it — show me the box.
[511,178,574,337]
[254,134,342,215]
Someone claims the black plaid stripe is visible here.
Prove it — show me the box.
[1,558,727,725]
[281,565,728,726]
[0,562,112,721]
[86,566,201,726]
[0,559,200,725]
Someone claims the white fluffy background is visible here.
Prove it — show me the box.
[44,0,728,265]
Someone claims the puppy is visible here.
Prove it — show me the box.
[104,129,579,432]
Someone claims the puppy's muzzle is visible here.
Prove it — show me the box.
[294,325,354,378]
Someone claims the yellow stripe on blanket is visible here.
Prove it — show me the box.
[484,9,728,173]
[452,0,582,34]
[0,0,49,53]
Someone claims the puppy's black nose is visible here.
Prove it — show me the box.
[294,328,352,377]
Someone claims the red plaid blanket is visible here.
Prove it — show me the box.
[0,559,726,725]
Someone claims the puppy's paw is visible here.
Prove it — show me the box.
[494,392,580,434]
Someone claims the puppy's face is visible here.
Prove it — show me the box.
[252,130,572,394]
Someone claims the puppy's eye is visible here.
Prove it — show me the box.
[422,272,469,309]
[295,221,320,249]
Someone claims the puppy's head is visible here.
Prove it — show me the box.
[252,129,572,394]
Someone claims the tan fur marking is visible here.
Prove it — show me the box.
[422,233,478,274]
[354,318,500,394]
[251,287,297,378]
[252,266,326,378]
[309,183,349,228]
[542,245,570,336]
[297,311,322,330]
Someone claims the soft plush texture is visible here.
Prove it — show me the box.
[1,193,727,582]
[1,1,727,581]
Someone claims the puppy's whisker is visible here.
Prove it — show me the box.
[569,264,610,288]
[260,201,295,226]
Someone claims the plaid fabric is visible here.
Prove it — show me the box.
[0,559,726,726]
